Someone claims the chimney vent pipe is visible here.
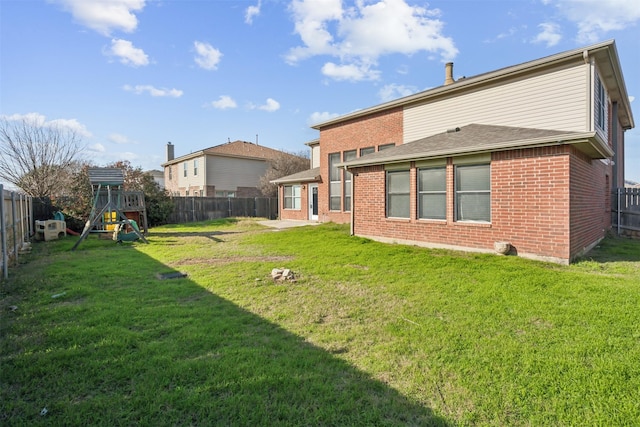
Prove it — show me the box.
[444,62,455,85]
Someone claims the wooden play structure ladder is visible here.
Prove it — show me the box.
[71,168,148,251]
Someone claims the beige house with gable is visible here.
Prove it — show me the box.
[162,140,301,197]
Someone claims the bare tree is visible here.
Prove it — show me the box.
[259,150,310,197]
[0,116,84,198]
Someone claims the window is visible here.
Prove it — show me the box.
[183,163,187,177]
[360,147,375,156]
[284,185,302,209]
[329,153,341,210]
[193,159,198,176]
[455,164,490,222]
[595,73,608,134]
[418,167,446,220]
[386,170,410,218]
[343,150,356,211]
[379,143,395,151]
[185,190,189,196]
[168,166,172,180]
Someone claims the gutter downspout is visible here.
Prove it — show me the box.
[350,169,355,236]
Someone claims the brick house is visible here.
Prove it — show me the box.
[273,40,634,264]
[162,140,302,197]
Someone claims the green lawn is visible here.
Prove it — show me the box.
[1,219,639,426]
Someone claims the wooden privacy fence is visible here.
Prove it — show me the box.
[612,188,640,238]
[169,197,278,223]
[1,185,33,280]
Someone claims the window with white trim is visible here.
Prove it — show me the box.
[168,166,172,180]
[386,170,410,218]
[418,167,446,220]
[329,153,341,210]
[455,164,490,222]
[343,150,356,212]
[193,159,198,176]
[183,163,187,177]
[594,72,608,135]
[284,185,301,209]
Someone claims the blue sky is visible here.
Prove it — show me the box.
[1,0,639,182]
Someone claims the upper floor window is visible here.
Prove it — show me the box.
[343,150,356,212]
[183,163,188,177]
[418,167,446,220]
[168,166,172,180]
[386,170,410,218]
[455,164,490,223]
[193,159,198,176]
[329,153,341,211]
[379,143,395,151]
[594,72,608,135]
[360,147,375,156]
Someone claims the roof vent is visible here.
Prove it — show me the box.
[446,127,461,133]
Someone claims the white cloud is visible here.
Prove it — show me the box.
[123,85,183,97]
[259,98,280,112]
[87,143,106,153]
[308,111,340,125]
[194,41,222,70]
[54,0,145,36]
[210,95,238,110]
[547,0,640,43]
[106,39,149,67]
[2,113,92,137]
[245,1,261,24]
[286,0,458,81]
[630,95,635,103]
[321,62,380,81]
[108,133,132,144]
[378,83,418,102]
[533,22,562,47]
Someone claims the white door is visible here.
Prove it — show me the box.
[308,184,318,221]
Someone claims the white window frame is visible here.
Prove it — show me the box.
[343,150,356,212]
[418,167,446,220]
[329,152,341,211]
[183,163,187,177]
[386,169,410,218]
[193,159,198,176]
[284,185,302,210]
[455,163,491,223]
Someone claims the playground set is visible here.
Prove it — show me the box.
[71,168,149,250]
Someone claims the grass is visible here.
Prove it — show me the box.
[1,219,639,426]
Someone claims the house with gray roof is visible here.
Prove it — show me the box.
[273,40,634,264]
[162,140,303,197]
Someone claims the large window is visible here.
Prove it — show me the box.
[329,153,341,210]
[284,185,301,209]
[343,150,356,212]
[595,72,608,134]
[386,170,410,218]
[455,164,490,222]
[418,167,446,220]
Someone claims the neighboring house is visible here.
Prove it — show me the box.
[273,40,634,264]
[146,170,165,189]
[162,140,301,197]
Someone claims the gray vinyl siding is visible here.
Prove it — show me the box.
[206,156,268,191]
[177,155,206,189]
[404,63,589,144]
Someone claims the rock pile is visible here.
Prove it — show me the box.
[271,268,295,282]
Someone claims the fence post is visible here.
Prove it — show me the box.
[1,185,7,280]
[617,188,621,236]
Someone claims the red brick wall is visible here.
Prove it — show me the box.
[352,146,578,262]
[569,147,611,257]
[318,107,403,223]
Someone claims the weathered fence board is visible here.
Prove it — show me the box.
[168,197,278,223]
[612,188,640,238]
[1,185,33,279]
